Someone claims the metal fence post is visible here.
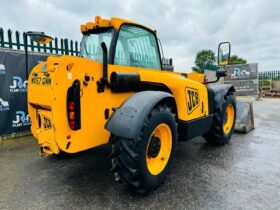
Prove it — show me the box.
[43,43,47,53]
[0,28,4,47]
[70,40,73,55]
[30,38,34,51]
[54,38,58,54]
[8,29,12,49]
[49,41,53,54]
[60,39,64,54]
[75,41,79,56]
[23,32,27,52]
[37,41,41,52]
[0,28,79,55]
[64,39,69,55]
[15,31,20,50]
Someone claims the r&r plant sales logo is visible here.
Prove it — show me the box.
[10,76,28,92]
[0,98,9,111]
[231,67,251,79]
[12,111,31,127]
[0,64,5,75]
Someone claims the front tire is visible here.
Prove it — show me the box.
[110,105,177,194]
[204,94,236,144]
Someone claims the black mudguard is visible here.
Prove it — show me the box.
[105,91,174,139]
[207,84,235,112]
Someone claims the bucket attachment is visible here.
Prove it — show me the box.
[234,100,255,133]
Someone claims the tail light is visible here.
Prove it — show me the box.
[67,80,81,130]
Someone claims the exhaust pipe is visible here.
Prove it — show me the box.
[97,42,109,92]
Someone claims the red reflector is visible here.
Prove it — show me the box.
[69,111,75,120]
[69,102,75,110]
[69,121,75,129]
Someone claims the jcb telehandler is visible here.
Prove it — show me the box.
[27,16,236,194]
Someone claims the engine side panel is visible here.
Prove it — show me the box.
[138,70,209,121]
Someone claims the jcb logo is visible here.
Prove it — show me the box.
[42,116,52,130]
[186,87,200,114]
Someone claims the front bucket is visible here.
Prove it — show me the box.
[234,100,255,133]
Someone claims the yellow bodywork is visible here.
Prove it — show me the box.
[81,16,149,33]
[28,56,209,155]
[28,16,210,155]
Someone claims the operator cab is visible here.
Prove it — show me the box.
[80,16,173,71]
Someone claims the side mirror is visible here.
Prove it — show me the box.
[218,42,231,66]
[216,69,227,78]
[26,31,53,44]
[203,69,228,85]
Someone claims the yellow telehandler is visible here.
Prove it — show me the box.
[27,16,236,194]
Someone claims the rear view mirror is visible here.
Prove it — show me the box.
[216,69,227,78]
[26,31,53,44]
[218,42,231,66]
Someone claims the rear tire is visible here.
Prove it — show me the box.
[204,93,236,145]
[110,105,177,194]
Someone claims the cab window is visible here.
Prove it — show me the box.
[80,28,113,62]
[114,25,161,70]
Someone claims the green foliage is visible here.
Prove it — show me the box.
[192,49,247,72]
[195,49,216,67]
[229,55,247,64]
[192,49,216,72]
[191,66,202,73]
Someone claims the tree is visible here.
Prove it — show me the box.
[191,66,201,73]
[229,55,247,65]
[192,49,216,73]
[195,50,216,67]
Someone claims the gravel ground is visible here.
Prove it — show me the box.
[0,98,279,210]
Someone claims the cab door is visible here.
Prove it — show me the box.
[111,24,162,71]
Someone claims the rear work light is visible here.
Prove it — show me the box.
[67,80,81,130]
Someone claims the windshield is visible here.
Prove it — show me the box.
[80,29,113,62]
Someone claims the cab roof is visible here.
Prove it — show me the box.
[80,16,154,33]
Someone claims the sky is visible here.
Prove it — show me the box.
[0,0,280,72]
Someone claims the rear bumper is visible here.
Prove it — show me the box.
[31,108,59,155]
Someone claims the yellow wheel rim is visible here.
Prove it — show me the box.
[146,123,172,175]
[223,104,235,134]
